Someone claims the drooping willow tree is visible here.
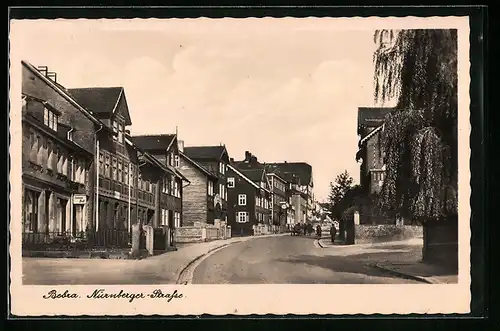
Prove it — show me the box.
[373,29,458,221]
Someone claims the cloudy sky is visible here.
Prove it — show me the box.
[13,18,392,202]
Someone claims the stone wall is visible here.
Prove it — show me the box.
[174,221,231,243]
[354,224,423,244]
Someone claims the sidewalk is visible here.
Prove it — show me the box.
[22,234,285,285]
[373,261,458,284]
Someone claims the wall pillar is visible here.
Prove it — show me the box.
[48,192,57,232]
[130,223,141,258]
[144,225,154,255]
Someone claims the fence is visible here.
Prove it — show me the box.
[87,229,132,249]
[174,223,231,243]
[22,229,132,251]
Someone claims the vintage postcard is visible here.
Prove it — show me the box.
[9,15,471,316]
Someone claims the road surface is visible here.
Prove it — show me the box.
[192,235,421,284]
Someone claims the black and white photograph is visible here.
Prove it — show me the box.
[9,15,472,315]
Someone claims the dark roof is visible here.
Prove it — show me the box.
[179,152,218,179]
[239,168,265,182]
[131,134,176,152]
[183,146,227,161]
[68,87,131,125]
[357,107,393,128]
[267,162,312,185]
[231,160,265,171]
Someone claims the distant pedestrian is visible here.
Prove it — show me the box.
[330,225,337,244]
[316,225,322,239]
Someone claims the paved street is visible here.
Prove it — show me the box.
[23,234,423,285]
[192,235,422,284]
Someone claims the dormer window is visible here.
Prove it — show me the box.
[43,107,58,131]
[219,162,225,175]
[67,130,73,141]
[174,155,180,168]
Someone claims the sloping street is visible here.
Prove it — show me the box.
[192,236,422,284]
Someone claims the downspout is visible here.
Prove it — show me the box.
[67,127,75,235]
[128,162,131,233]
[95,125,104,232]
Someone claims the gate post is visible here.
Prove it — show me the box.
[130,223,141,258]
[143,225,154,256]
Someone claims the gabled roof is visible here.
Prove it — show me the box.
[124,136,189,182]
[240,168,265,183]
[68,87,132,126]
[183,146,228,161]
[267,162,312,186]
[357,107,393,129]
[131,134,176,152]
[179,152,218,179]
[21,60,113,134]
[227,164,270,193]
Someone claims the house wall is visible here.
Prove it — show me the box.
[22,64,96,234]
[364,129,385,194]
[178,157,208,226]
[227,170,257,236]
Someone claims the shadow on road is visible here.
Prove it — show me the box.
[277,250,423,281]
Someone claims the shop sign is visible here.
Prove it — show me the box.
[73,194,87,204]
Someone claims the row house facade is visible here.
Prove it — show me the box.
[130,134,187,229]
[226,164,272,236]
[22,61,98,239]
[68,87,189,232]
[267,162,314,224]
[21,61,106,238]
[181,145,230,225]
[231,151,294,227]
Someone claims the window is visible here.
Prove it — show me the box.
[161,209,168,226]
[170,179,175,195]
[47,141,54,170]
[124,163,129,185]
[238,194,247,206]
[105,154,110,178]
[174,155,179,168]
[174,212,181,228]
[67,130,73,141]
[118,123,123,143]
[256,196,260,207]
[227,177,235,188]
[99,152,104,174]
[219,162,225,174]
[208,181,214,196]
[237,212,249,223]
[219,184,224,200]
[43,107,58,131]
[112,157,117,181]
[169,152,174,166]
[118,160,123,183]
[57,148,63,174]
[112,121,118,141]
[174,181,180,198]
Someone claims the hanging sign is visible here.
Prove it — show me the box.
[73,194,87,204]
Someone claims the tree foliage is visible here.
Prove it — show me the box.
[373,29,458,221]
[328,171,359,220]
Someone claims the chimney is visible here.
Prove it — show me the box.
[178,139,184,153]
[230,157,234,163]
[125,130,131,136]
[244,151,251,162]
[250,156,258,165]
[37,66,48,77]
[47,72,57,83]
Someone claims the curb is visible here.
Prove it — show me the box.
[175,233,285,284]
[371,263,434,284]
[175,240,242,284]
